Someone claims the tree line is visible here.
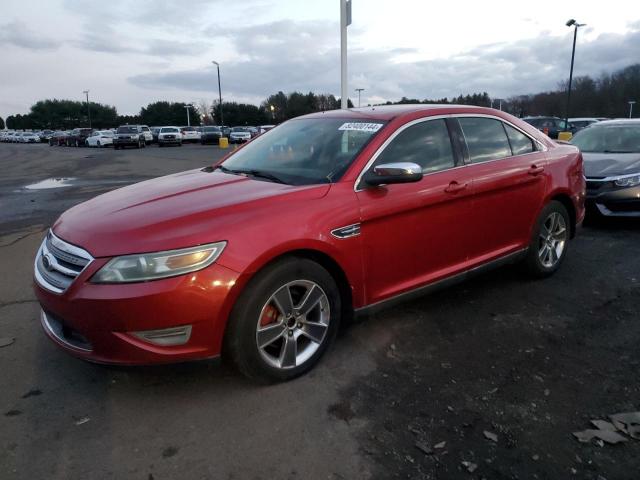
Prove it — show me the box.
[4,63,638,130]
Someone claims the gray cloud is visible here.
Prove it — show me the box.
[128,19,640,103]
[0,20,62,50]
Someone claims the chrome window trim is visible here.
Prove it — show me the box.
[454,113,548,161]
[353,113,547,192]
[586,172,640,182]
[354,114,452,192]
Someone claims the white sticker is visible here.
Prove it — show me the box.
[338,122,383,133]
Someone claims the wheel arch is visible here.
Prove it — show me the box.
[549,192,577,238]
[241,248,355,322]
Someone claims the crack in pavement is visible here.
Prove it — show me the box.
[0,299,38,309]
[0,227,47,248]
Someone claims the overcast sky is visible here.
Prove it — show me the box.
[1,0,638,119]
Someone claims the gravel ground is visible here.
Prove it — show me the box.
[1,142,638,479]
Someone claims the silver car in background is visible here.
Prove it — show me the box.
[571,119,640,217]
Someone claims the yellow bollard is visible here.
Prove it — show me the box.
[557,131,573,141]
[219,137,229,149]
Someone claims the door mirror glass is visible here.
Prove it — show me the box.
[363,162,423,186]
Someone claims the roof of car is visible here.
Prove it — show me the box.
[589,118,640,126]
[301,104,508,121]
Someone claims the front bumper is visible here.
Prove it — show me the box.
[34,259,242,365]
[159,137,182,144]
[586,182,640,217]
[113,138,141,147]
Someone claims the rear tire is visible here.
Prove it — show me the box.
[224,258,341,382]
[522,200,570,278]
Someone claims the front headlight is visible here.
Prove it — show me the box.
[92,242,226,283]
[614,174,640,187]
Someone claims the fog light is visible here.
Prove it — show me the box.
[132,325,192,346]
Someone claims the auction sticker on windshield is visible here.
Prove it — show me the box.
[338,122,384,133]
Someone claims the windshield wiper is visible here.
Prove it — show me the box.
[602,150,635,153]
[215,165,287,184]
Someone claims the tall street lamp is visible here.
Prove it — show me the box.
[184,104,192,127]
[212,61,224,127]
[83,90,91,128]
[564,19,585,129]
[629,101,636,119]
[355,88,364,107]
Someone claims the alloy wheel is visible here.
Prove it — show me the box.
[538,212,567,268]
[256,280,330,370]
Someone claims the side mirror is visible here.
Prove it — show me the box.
[363,162,423,186]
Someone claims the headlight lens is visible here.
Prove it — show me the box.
[614,175,640,187]
[92,242,226,283]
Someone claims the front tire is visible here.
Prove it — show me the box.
[522,200,570,278]
[224,258,341,382]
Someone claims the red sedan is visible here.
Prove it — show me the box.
[33,105,585,381]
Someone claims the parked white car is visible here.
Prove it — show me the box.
[229,127,252,144]
[20,132,41,143]
[86,130,115,148]
[569,117,601,131]
[139,125,153,144]
[158,126,183,147]
[180,126,201,142]
[258,125,275,135]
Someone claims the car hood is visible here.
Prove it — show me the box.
[583,152,640,177]
[53,168,330,257]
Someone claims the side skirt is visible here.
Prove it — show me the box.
[354,248,528,318]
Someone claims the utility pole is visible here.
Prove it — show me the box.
[212,61,224,127]
[340,0,352,109]
[83,90,91,128]
[565,19,585,129]
[355,88,364,107]
[184,105,192,127]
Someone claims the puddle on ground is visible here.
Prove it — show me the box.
[21,177,133,192]
[24,178,76,190]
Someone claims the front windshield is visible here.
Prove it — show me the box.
[204,127,220,132]
[571,125,640,153]
[221,118,386,185]
[117,126,137,134]
[161,127,179,133]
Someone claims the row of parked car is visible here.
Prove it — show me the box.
[522,116,607,139]
[0,124,276,148]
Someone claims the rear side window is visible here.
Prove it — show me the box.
[375,119,455,174]
[505,124,535,155]
[459,117,511,163]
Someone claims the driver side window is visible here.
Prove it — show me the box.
[375,119,455,174]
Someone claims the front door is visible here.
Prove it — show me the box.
[356,118,474,305]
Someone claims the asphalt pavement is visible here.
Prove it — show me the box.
[1,142,639,479]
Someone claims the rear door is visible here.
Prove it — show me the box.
[356,117,474,304]
[453,116,548,265]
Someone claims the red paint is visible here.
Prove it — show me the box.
[34,105,585,365]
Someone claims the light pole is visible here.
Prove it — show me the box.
[629,101,636,118]
[212,61,224,127]
[565,19,585,129]
[270,105,275,122]
[184,104,192,127]
[340,0,352,109]
[83,90,91,128]
[355,88,364,107]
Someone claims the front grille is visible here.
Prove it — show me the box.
[34,230,93,293]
